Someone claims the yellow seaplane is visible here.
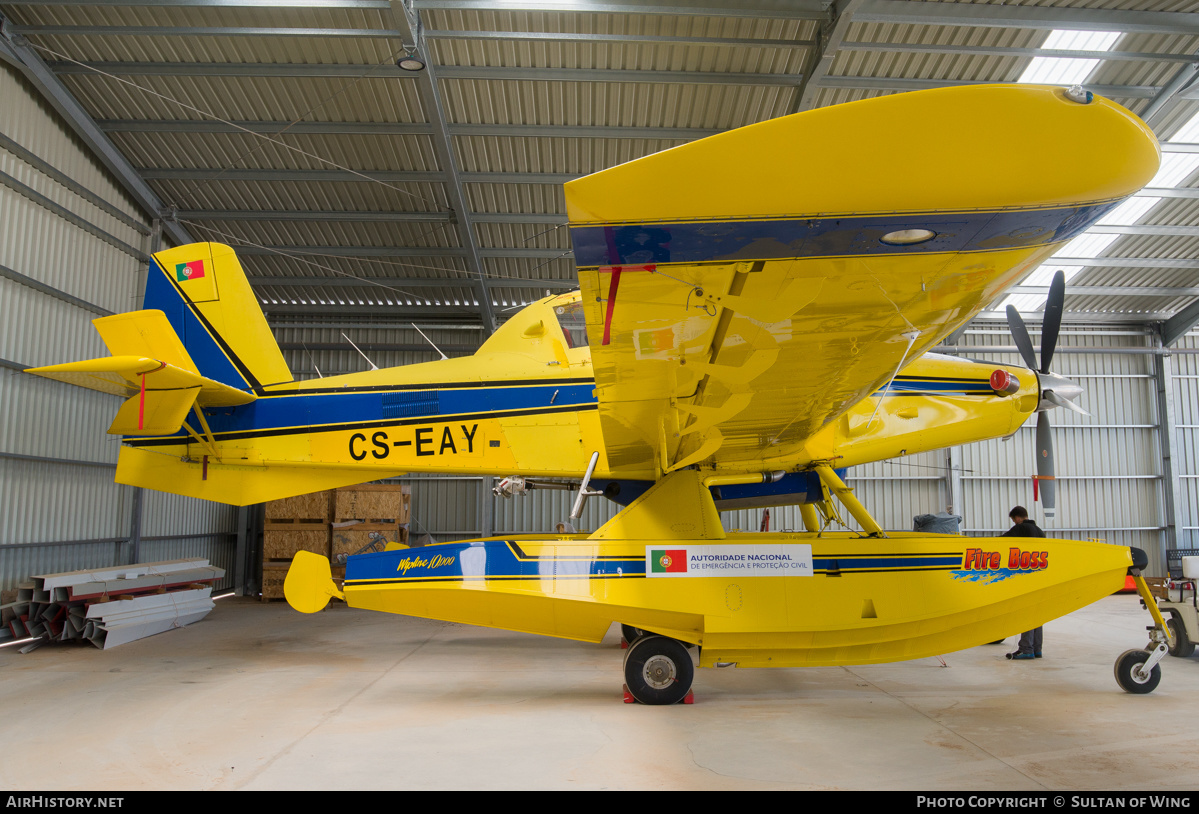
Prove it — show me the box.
[29,84,1175,702]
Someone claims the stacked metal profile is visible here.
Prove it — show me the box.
[261,486,411,601]
[7,559,224,650]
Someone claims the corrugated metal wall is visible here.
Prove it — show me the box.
[955,326,1165,570]
[0,63,236,592]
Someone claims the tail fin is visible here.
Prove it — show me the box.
[147,242,292,393]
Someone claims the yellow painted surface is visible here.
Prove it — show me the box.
[565,85,1159,223]
[336,531,1130,667]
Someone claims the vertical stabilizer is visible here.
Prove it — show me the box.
[147,243,292,393]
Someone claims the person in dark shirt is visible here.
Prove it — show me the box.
[1003,506,1046,660]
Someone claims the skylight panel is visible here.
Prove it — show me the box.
[1053,233,1119,260]
[1096,196,1161,226]
[1149,153,1199,188]
[1017,30,1121,85]
[1167,110,1199,143]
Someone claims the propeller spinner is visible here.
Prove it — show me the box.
[1004,270,1089,521]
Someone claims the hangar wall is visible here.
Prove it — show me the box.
[0,63,237,593]
[277,319,1188,577]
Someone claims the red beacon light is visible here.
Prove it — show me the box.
[990,369,1021,395]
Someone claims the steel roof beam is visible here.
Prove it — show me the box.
[177,209,453,223]
[99,119,720,139]
[14,25,815,49]
[234,245,569,258]
[1138,188,1199,199]
[7,0,831,15]
[48,61,1165,97]
[1162,299,1199,346]
[792,0,863,114]
[1141,54,1199,132]
[855,0,1199,36]
[1046,257,1199,270]
[818,75,1157,98]
[261,304,499,318]
[389,0,495,333]
[248,276,576,289]
[837,41,1199,64]
[50,62,807,86]
[974,310,1174,324]
[10,0,391,6]
[0,28,191,246]
[413,0,832,19]
[11,25,407,38]
[101,120,435,135]
[1087,224,1199,238]
[138,168,579,184]
[11,0,1198,31]
[1012,285,1199,298]
[251,277,1194,297]
[177,209,565,223]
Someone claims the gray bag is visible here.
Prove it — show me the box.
[913,512,962,534]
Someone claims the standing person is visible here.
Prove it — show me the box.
[1003,506,1046,660]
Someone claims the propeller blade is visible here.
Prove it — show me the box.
[1044,389,1090,416]
[1040,270,1065,373]
[1006,305,1039,370]
[1036,412,1055,520]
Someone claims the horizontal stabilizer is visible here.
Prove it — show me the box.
[116,445,401,505]
[26,355,256,435]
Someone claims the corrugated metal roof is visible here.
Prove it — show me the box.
[2,0,1199,330]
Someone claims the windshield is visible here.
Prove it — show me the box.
[553,300,588,349]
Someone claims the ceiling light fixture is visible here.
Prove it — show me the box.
[397,54,426,72]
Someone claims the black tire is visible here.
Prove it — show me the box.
[623,635,694,705]
[621,624,646,644]
[1167,616,1195,658]
[1114,649,1161,694]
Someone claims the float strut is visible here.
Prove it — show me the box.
[799,502,820,533]
[813,464,886,537]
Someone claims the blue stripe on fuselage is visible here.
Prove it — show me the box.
[144,260,250,391]
[568,202,1123,267]
[193,382,599,436]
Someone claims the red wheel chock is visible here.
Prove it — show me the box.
[621,684,695,704]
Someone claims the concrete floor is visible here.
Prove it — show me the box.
[2,594,1198,791]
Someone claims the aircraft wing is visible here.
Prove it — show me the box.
[575,256,1013,475]
[566,85,1160,476]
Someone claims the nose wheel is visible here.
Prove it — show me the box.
[622,634,695,705]
[1116,567,1172,694]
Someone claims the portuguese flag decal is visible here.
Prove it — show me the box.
[176,259,205,282]
[651,549,687,574]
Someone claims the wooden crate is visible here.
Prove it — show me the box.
[331,524,408,561]
[264,525,331,560]
[334,484,410,524]
[261,563,289,601]
[266,491,332,524]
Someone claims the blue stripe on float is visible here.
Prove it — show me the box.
[345,540,646,583]
[814,557,962,571]
[568,201,1124,267]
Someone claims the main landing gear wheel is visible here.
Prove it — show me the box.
[623,635,694,705]
[1114,649,1162,694]
[1167,617,1195,658]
